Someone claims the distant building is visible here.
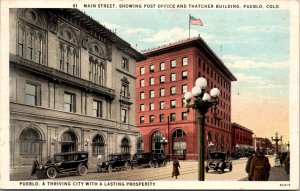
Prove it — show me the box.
[231,122,254,156]
[9,8,145,170]
[254,137,273,154]
[136,37,236,160]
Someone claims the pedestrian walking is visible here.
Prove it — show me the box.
[249,149,271,181]
[284,155,290,174]
[245,153,255,181]
[172,158,180,179]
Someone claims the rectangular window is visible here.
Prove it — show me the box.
[64,92,75,112]
[160,101,165,109]
[171,73,176,81]
[150,65,155,72]
[150,90,155,98]
[122,57,129,70]
[182,57,188,66]
[140,92,145,99]
[170,100,176,108]
[160,114,165,122]
[150,77,155,85]
[140,104,145,111]
[182,71,188,79]
[150,103,154,111]
[182,98,186,107]
[170,113,176,121]
[140,67,145,75]
[160,75,165,83]
[121,109,127,123]
[160,62,165,70]
[150,115,155,123]
[171,59,176,68]
[140,79,145,87]
[121,84,128,97]
[25,83,37,106]
[171,86,176,95]
[140,116,144,124]
[160,88,165,96]
[182,84,187,93]
[182,112,188,120]
[93,100,103,118]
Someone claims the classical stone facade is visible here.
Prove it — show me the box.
[136,37,236,160]
[9,8,145,169]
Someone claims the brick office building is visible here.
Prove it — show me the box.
[231,122,254,156]
[9,8,145,171]
[136,37,236,160]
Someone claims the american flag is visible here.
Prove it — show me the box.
[190,16,203,26]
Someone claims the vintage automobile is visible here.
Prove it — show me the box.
[132,152,167,168]
[31,151,89,179]
[96,153,132,173]
[205,151,232,174]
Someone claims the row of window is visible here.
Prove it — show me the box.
[25,83,112,119]
[140,57,188,75]
[19,127,131,155]
[140,71,188,87]
[139,112,188,124]
[198,58,230,91]
[139,85,187,99]
[139,99,186,112]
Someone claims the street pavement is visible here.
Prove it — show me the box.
[10,155,289,181]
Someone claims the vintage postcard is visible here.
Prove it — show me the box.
[0,0,299,190]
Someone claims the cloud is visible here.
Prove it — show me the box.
[237,25,288,33]
[124,28,152,35]
[233,72,286,89]
[223,55,289,69]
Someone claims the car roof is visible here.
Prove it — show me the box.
[54,151,88,156]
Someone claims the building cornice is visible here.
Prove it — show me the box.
[142,37,237,81]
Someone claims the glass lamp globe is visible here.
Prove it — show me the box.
[210,88,220,98]
[184,92,192,102]
[192,86,201,96]
[202,93,211,102]
[195,77,207,89]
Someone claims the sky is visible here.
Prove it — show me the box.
[82,8,291,143]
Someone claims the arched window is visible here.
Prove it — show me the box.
[92,134,105,155]
[151,131,163,153]
[172,129,186,154]
[137,133,144,153]
[99,62,105,85]
[61,131,77,153]
[19,128,41,155]
[36,35,42,64]
[18,27,25,57]
[27,32,34,60]
[121,137,130,153]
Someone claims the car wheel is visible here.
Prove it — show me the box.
[46,167,57,179]
[149,161,155,168]
[78,164,88,176]
[154,162,159,168]
[125,162,131,171]
[108,165,113,173]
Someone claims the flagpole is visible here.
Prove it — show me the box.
[189,14,191,38]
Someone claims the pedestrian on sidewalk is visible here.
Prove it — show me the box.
[245,153,255,181]
[172,158,180,179]
[249,149,271,181]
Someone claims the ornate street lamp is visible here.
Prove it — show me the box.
[160,137,168,154]
[271,132,282,157]
[184,77,220,181]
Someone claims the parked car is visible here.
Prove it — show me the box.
[206,151,232,174]
[96,153,132,173]
[31,151,89,179]
[245,150,255,157]
[132,152,167,168]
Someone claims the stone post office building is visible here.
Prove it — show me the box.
[9,8,145,169]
